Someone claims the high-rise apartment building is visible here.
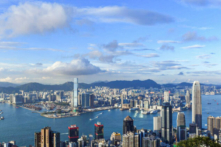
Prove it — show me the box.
[153,116,162,137]
[34,127,60,147]
[177,112,186,141]
[94,122,104,140]
[71,78,78,108]
[207,116,221,137]
[123,116,134,134]
[122,132,139,147]
[161,102,172,144]
[68,125,79,143]
[192,81,202,129]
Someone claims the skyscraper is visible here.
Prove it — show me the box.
[161,102,172,144]
[123,116,134,134]
[71,78,78,108]
[34,127,60,147]
[192,81,202,129]
[68,125,79,143]
[94,122,104,140]
[153,116,162,137]
[164,91,169,102]
[177,112,186,141]
[185,90,190,106]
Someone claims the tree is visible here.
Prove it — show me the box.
[176,136,221,147]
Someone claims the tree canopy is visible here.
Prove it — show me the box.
[176,136,221,147]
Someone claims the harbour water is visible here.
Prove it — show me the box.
[0,95,220,146]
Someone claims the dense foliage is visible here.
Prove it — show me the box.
[177,137,221,147]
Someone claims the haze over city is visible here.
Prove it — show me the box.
[0,0,220,84]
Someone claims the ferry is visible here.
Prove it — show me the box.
[150,110,158,114]
[141,111,151,115]
[129,107,139,111]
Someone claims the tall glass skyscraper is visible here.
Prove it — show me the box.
[161,102,172,144]
[192,81,202,129]
[71,78,78,108]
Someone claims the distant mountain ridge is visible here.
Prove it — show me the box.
[0,80,215,94]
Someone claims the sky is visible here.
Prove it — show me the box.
[0,0,221,84]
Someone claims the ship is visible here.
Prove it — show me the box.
[0,116,4,120]
[141,110,151,115]
[208,103,211,104]
[129,107,139,111]
[150,110,158,114]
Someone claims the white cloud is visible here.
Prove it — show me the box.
[197,54,211,59]
[0,77,12,82]
[157,40,180,44]
[182,44,205,49]
[76,6,174,25]
[118,42,144,48]
[28,58,104,76]
[141,53,159,58]
[0,2,71,37]
[180,0,221,7]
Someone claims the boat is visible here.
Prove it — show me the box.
[90,118,92,120]
[129,107,139,111]
[217,103,219,105]
[207,112,209,114]
[108,109,111,111]
[135,110,139,113]
[141,111,151,115]
[16,107,19,108]
[0,116,4,120]
[207,103,211,104]
[150,110,158,114]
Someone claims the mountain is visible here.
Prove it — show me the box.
[0,82,19,87]
[0,79,160,93]
[0,80,218,94]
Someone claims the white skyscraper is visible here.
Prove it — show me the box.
[71,78,78,108]
[164,91,170,102]
[192,81,202,129]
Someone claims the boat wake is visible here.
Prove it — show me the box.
[61,133,68,135]
[89,112,103,121]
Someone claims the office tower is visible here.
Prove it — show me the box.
[164,91,169,102]
[80,93,90,108]
[153,116,162,137]
[121,94,124,108]
[68,125,79,143]
[71,78,78,108]
[177,112,186,141]
[140,100,143,109]
[192,81,202,129]
[34,127,60,147]
[185,90,190,105]
[123,116,134,134]
[134,100,138,107]
[161,102,172,144]
[95,122,104,140]
[189,123,197,134]
[89,94,95,108]
[142,137,160,147]
[207,116,215,135]
[158,99,162,106]
[130,99,134,108]
[138,129,147,147]
[144,100,149,109]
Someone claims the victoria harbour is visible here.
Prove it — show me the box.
[0,95,220,146]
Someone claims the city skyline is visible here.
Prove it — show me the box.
[0,0,220,84]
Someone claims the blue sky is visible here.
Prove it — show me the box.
[0,0,221,84]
